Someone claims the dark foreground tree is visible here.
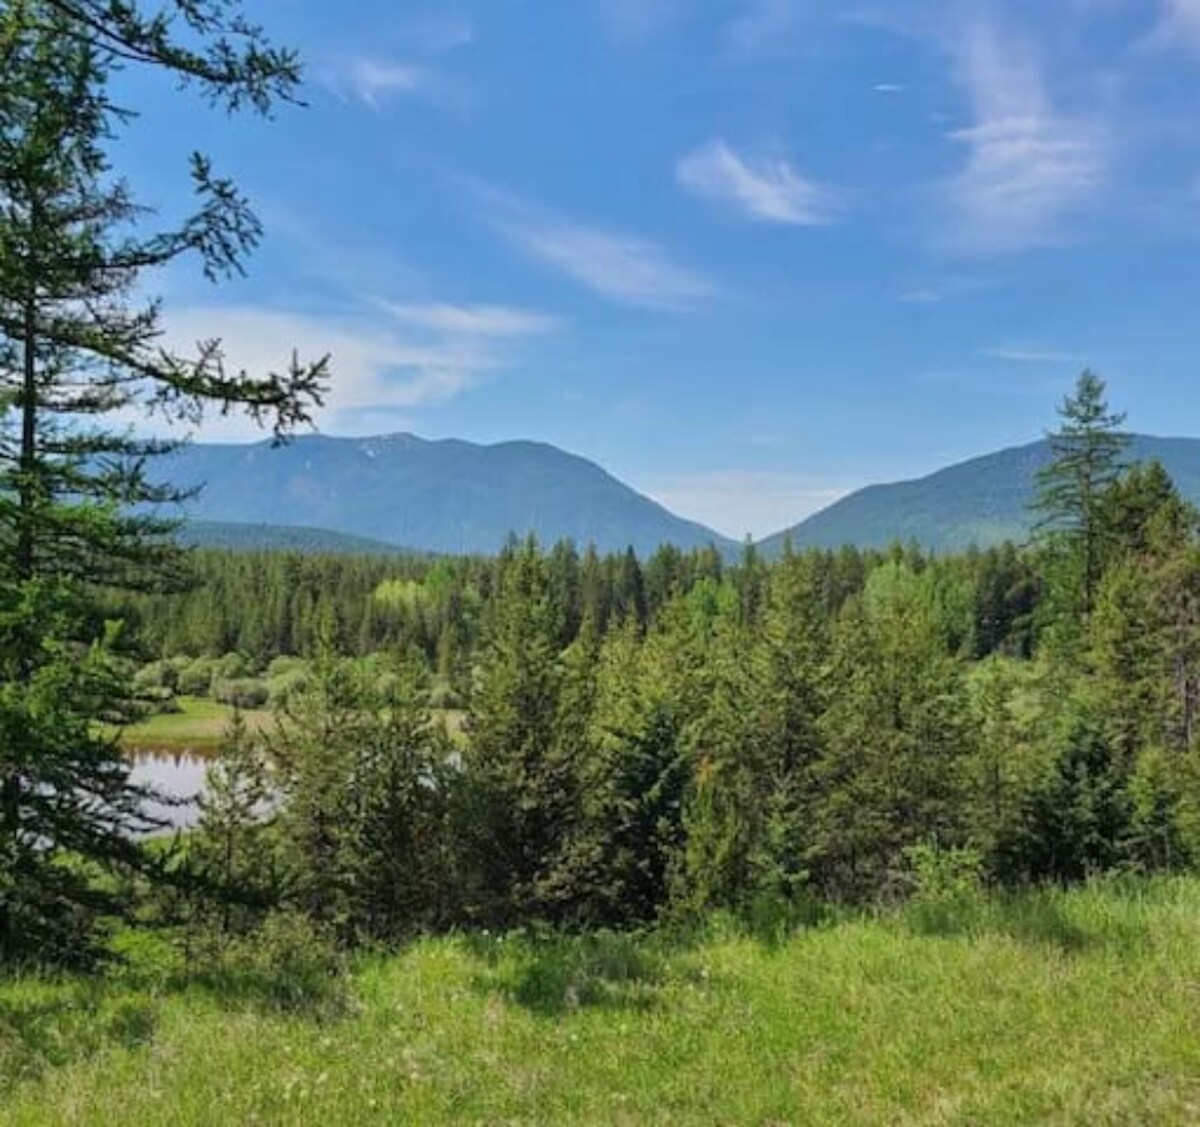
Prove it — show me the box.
[0,2,324,965]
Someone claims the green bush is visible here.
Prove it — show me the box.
[193,912,349,1017]
[267,669,310,708]
[266,655,308,680]
[216,653,252,681]
[429,678,462,710]
[132,661,177,696]
[213,678,270,710]
[177,658,217,697]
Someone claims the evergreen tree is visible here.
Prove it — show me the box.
[342,654,455,941]
[676,599,758,914]
[811,580,972,901]
[271,650,361,936]
[31,0,301,112]
[192,711,278,939]
[0,2,321,962]
[1033,372,1130,630]
[566,615,690,927]
[460,540,566,924]
[746,551,829,902]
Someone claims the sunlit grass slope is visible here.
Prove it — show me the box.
[115,697,274,753]
[115,697,466,753]
[3,879,1200,1125]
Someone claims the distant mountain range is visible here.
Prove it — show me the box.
[761,435,1200,554]
[166,432,1200,558]
[162,433,733,557]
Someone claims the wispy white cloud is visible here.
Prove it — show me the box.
[899,276,992,304]
[983,344,1087,364]
[645,470,849,540]
[151,300,548,441]
[323,58,429,110]
[484,191,716,311]
[899,288,945,305]
[379,301,562,337]
[677,140,838,226]
[725,0,806,57]
[874,83,906,94]
[1150,0,1200,51]
[915,368,1074,399]
[943,16,1110,254]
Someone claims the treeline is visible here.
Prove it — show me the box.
[185,378,1200,947]
[119,536,1039,678]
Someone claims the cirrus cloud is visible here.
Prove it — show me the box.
[677,140,839,226]
[942,16,1110,254]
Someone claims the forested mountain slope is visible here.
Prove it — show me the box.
[161,433,733,557]
[761,435,1200,553]
[177,521,410,555]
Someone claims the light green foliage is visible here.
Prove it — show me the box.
[4,879,1200,1124]
[811,582,974,899]
[271,649,454,942]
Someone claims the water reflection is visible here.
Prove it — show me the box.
[129,749,210,830]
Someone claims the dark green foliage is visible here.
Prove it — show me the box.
[560,617,690,928]
[0,588,160,966]
[460,541,570,924]
[1034,372,1131,629]
[178,521,407,555]
[191,712,279,938]
[341,655,456,940]
[271,648,456,942]
[0,0,319,966]
[808,579,974,900]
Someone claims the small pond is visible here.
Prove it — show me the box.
[128,750,209,830]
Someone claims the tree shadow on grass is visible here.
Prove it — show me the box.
[902,889,1145,956]
[0,983,157,1095]
[466,931,678,1018]
[122,913,355,1024]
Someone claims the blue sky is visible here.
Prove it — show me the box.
[116,0,1200,538]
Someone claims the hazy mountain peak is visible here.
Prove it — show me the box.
[164,432,731,556]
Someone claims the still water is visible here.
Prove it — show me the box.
[129,750,208,830]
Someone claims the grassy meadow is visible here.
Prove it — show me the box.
[3,878,1200,1125]
[115,697,466,755]
[115,697,274,754]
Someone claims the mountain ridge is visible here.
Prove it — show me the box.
[760,434,1200,554]
[161,432,734,557]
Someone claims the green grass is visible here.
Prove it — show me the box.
[117,698,467,754]
[4,878,1200,1124]
[115,697,273,754]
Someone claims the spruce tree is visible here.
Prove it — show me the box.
[192,711,278,939]
[1034,372,1130,629]
[811,575,972,901]
[461,540,566,924]
[0,2,322,963]
[343,653,455,941]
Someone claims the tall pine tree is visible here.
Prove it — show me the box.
[0,2,323,964]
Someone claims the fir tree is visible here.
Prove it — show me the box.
[343,653,455,941]
[0,2,322,962]
[192,711,278,939]
[1033,372,1130,630]
[461,539,566,924]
